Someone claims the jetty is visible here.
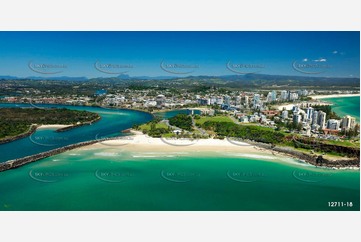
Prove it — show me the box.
[0,138,108,172]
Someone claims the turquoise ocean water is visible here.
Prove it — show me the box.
[322,96,360,122]
[0,103,359,211]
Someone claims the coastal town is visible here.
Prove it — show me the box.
[0,31,359,214]
[1,86,359,142]
[2,4,361,242]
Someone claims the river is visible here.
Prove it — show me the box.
[0,103,359,211]
[0,103,154,163]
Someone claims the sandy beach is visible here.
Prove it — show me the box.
[276,102,330,110]
[310,94,360,99]
[276,104,295,111]
[79,131,282,160]
[275,94,360,110]
[36,124,73,129]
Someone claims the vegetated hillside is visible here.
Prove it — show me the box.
[0,74,359,92]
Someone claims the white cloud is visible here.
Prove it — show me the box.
[332,50,338,54]
[302,58,308,62]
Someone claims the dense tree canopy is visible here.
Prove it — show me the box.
[201,121,285,144]
[169,114,193,131]
[0,108,99,139]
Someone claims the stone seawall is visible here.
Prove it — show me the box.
[239,140,359,168]
[293,137,360,158]
[1,135,359,172]
[56,116,101,132]
[0,139,104,172]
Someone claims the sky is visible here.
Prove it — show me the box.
[0,31,359,78]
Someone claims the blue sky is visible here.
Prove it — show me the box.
[0,31,359,78]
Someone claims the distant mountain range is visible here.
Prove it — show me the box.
[0,73,359,88]
[0,75,89,81]
[0,74,174,81]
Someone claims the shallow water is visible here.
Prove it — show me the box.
[322,96,360,122]
[0,149,359,211]
[0,103,153,162]
[0,103,359,211]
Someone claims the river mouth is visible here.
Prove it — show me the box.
[0,103,154,163]
[0,103,359,211]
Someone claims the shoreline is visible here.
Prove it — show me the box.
[87,132,266,153]
[0,104,359,171]
[0,139,104,172]
[81,131,360,169]
[275,94,360,111]
[0,124,38,145]
[0,116,101,144]
[276,102,330,111]
[0,101,155,118]
[0,124,72,145]
[37,124,72,130]
[1,131,359,172]
[310,94,360,99]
